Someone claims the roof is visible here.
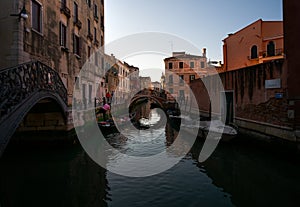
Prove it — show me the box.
[223,19,283,41]
[164,53,205,61]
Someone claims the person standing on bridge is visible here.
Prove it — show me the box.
[106,91,111,104]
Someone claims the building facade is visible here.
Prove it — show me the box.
[126,62,140,93]
[139,77,152,90]
[0,0,105,105]
[164,50,210,101]
[222,19,284,71]
[111,60,130,104]
[189,11,300,143]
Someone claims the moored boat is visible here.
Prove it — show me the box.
[181,118,238,141]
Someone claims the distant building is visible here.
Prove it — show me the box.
[140,77,152,90]
[113,60,130,104]
[151,81,161,91]
[164,50,211,101]
[222,19,284,71]
[160,73,166,90]
[125,62,140,93]
[105,54,118,98]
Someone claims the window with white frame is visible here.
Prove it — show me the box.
[31,0,42,33]
[190,75,195,81]
[200,61,205,68]
[73,34,81,56]
[59,22,67,47]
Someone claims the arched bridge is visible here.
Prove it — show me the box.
[130,89,168,110]
[0,61,68,156]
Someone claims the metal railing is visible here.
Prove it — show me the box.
[0,61,67,120]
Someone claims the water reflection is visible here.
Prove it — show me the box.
[1,115,300,206]
[190,137,300,207]
[0,144,108,207]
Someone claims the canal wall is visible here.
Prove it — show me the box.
[190,59,298,143]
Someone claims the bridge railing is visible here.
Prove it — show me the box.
[0,61,67,121]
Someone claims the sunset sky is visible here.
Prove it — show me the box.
[105,0,283,81]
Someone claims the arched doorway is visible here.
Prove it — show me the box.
[251,45,258,59]
[267,41,275,56]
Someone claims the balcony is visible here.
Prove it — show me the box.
[248,48,284,62]
[94,15,99,22]
[87,33,93,41]
[94,39,99,47]
[60,3,71,18]
[74,18,82,29]
[260,48,284,58]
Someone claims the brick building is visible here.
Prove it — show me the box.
[164,50,212,101]
[190,7,300,142]
[0,0,105,105]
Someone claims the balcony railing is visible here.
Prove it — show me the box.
[87,33,93,41]
[94,39,99,47]
[260,48,284,58]
[60,3,71,18]
[94,15,99,22]
[74,18,82,29]
[248,48,284,60]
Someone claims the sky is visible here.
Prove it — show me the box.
[104,0,283,81]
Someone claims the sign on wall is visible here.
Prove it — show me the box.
[265,78,281,89]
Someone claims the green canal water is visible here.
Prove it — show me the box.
[1,109,300,207]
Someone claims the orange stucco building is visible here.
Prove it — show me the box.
[223,19,284,71]
[164,50,212,101]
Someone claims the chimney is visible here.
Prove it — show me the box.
[202,48,207,57]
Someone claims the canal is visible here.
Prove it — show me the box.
[1,109,300,207]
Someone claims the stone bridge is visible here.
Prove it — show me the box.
[0,61,68,156]
[129,89,168,110]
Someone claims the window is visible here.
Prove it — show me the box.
[179,62,184,69]
[95,52,98,66]
[201,61,205,68]
[168,62,173,69]
[75,77,79,89]
[87,19,91,34]
[94,4,98,18]
[190,62,194,68]
[88,46,91,58]
[267,41,275,56]
[94,27,97,41]
[74,2,78,21]
[61,0,66,7]
[31,0,42,33]
[190,75,195,81]
[101,15,104,29]
[87,0,91,7]
[179,90,185,98]
[169,75,173,84]
[59,22,67,47]
[179,75,184,83]
[101,35,104,46]
[73,34,81,56]
[251,45,258,59]
[169,88,173,94]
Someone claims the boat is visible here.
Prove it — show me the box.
[181,118,237,141]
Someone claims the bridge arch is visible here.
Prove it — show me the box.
[0,61,68,156]
[0,90,68,155]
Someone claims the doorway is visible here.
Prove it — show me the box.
[220,91,234,124]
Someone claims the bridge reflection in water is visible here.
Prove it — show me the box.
[1,109,300,206]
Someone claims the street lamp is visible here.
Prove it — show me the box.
[10,6,28,21]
